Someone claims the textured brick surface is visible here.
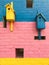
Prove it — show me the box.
[0,22,49,58]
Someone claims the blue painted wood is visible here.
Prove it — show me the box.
[36,17,45,29]
[0,0,48,21]
[36,13,46,29]
[38,30,41,40]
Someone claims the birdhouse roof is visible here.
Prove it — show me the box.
[36,13,46,21]
[5,3,11,8]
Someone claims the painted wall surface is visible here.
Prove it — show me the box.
[0,58,49,65]
[0,0,49,21]
[0,22,49,58]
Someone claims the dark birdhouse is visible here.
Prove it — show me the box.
[36,13,46,30]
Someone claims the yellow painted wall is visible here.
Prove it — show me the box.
[0,58,49,65]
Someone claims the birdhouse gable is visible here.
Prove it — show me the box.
[5,3,11,8]
[36,13,46,21]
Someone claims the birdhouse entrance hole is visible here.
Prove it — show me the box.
[8,8,10,10]
[39,16,41,19]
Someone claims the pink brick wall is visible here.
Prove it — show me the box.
[0,22,49,58]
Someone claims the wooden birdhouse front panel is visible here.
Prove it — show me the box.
[6,6,15,21]
[36,16,45,29]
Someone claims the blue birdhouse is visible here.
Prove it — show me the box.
[36,13,46,30]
